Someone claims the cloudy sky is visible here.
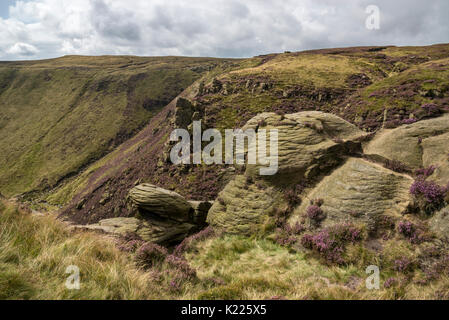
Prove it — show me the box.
[0,0,448,60]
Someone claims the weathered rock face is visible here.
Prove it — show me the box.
[364,114,449,185]
[72,217,195,245]
[243,111,366,181]
[421,132,449,185]
[78,184,213,244]
[207,112,449,237]
[128,184,193,222]
[429,206,449,240]
[207,111,368,234]
[206,175,283,234]
[289,158,413,232]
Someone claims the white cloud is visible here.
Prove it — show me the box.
[6,42,39,56]
[0,0,448,60]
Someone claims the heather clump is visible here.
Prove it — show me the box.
[283,222,305,235]
[117,239,145,253]
[274,222,305,246]
[164,254,198,293]
[300,223,364,265]
[421,103,441,117]
[421,255,449,283]
[394,257,413,273]
[415,165,437,179]
[384,159,410,174]
[397,221,428,244]
[384,277,398,289]
[284,184,305,211]
[135,243,168,269]
[409,178,447,214]
[274,233,297,247]
[117,232,145,253]
[305,199,326,227]
[306,205,323,220]
[165,255,197,280]
[132,241,198,294]
[306,205,326,225]
[173,226,215,256]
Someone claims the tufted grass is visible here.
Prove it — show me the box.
[2,200,449,300]
[0,201,154,299]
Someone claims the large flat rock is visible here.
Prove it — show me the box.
[288,158,414,231]
[365,114,449,185]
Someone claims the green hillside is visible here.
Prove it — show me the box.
[0,55,232,197]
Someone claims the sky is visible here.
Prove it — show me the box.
[0,0,448,60]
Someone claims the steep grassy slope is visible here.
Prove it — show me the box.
[52,44,449,225]
[0,55,232,197]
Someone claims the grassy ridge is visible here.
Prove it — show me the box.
[0,55,230,197]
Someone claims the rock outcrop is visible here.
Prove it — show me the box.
[128,184,193,222]
[72,217,195,245]
[207,111,369,234]
[77,184,212,244]
[288,158,413,232]
[364,114,449,185]
[208,112,448,236]
[243,111,366,180]
[206,175,283,234]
